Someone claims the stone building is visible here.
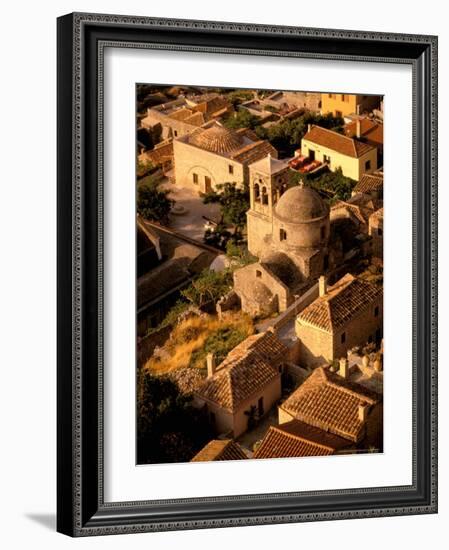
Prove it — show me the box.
[369,207,384,260]
[141,92,232,140]
[191,439,247,462]
[352,173,383,199]
[295,273,383,368]
[234,180,338,317]
[344,118,384,166]
[301,125,377,181]
[321,93,381,118]
[194,331,285,438]
[278,366,380,446]
[254,419,351,459]
[173,121,277,193]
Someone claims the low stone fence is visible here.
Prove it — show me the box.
[266,283,319,333]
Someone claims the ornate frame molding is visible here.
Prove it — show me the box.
[57,12,438,537]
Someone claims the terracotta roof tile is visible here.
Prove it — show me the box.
[353,174,383,195]
[231,140,277,164]
[223,330,289,366]
[297,274,382,332]
[345,119,384,145]
[280,367,378,442]
[303,125,375,158]
[196,348,280,412]
[142,142,174,166]
[254,420,350,459]
[191,439,247,461]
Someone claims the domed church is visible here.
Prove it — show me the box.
[234,158,338,317]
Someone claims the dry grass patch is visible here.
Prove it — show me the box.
[145,312,254,376]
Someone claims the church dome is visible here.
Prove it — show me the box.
[190,123,243,154]
[275,185,328,223]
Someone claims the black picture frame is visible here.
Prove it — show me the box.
[57,12,438,537]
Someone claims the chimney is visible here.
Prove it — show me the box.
[307,123,312,133]
[339,357,349,379]
[358,403,370,422]
[318,275,327,297]
[206,353,216,378]
[356,119,361,139]
[267,325,278,336]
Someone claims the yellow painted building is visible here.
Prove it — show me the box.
[321,93,381,118]
[301,125,377,181]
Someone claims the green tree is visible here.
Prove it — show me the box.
[203,182,250,231]
[256,111,344,157]
[305,167,357,202]
[181,269,233,309]
[226,89,255,108]
[137,371,212,464]
[223,108,260,130]
[203,223,232,250]
[137,176,174,225]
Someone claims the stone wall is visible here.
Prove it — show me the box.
[246,209,273,258]
[232,375,282,438]
[301,137,377,181]
[233,262,291,316]
[142,108,198,140]
[332,297,383,360]
[173,139,244,193]
[295,294,383,368]
[295,321,333,368]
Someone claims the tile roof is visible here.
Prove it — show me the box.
[189,122,244,154]
[297,273,382,332]
[344,119,384,145]
[353,173,384,195]
[249,154,289,175]
[254,420,350,459]
[223,330,289,366]
[231,140,278,165]
[191,439,247,461]
[280,367,378,442]
[141,142,174,166]
[196,348,280,412]
[303,125,375,158]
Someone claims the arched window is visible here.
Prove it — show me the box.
[262,186,268,205]
[254,183,260,201]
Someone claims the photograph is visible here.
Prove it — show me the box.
[136,85,384,465]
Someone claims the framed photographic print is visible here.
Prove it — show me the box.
[57,12,438,536]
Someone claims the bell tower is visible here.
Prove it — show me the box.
[247,155,290,257]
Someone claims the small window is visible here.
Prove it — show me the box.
[174,130,178,137]
[376,328,382,342]
[280,229,287,241]
[228,164,234,175]
[328,93,333,99]
[262,187,268,205]
[335,110,342,118]
[193,173,198,184]
[254,183,260,201]
[256,270,262,278]
[341,332,346,344]
[378,227,383,236]
[365,160,372,171]
[341,94,345,101]
[374,306,379,317]
[323,154,330,164]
